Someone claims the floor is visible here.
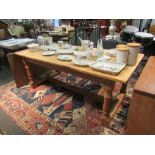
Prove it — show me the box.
[0,63,26,134]
[0,63,13,86]
[0,109,26,134]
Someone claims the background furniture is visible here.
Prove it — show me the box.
[73,20,101,46]
[102,39,119,49]
[149,24,155,35]
[0,29,7,40]
[0,38,34,64]
[8,25,27,38]
[126,56,155,134]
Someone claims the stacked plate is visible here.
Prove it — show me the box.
[57,49,73,55]
[57,55,74,61]
[42,51,55,56]
[89,60,126,75]
[72,58,94,66]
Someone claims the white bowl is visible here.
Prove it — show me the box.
[27,43,40,52]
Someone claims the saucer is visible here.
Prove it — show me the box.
[42,51,55,56]
[57,55,74,61]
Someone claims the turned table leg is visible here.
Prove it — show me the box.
[22,59,36,89]
[120,83,127,93]
[103,82,115,118]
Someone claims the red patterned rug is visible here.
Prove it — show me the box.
[0,64,144,135]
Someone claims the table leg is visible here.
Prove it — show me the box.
[22,59,36,89]
[120,83,127,93]
[103,82,115,118]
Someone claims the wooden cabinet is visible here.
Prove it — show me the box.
[126,56,155,134]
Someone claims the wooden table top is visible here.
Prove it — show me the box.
[15,49,144,84]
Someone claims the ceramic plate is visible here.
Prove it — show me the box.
[57,55,74,61]
[63,44,71,49]
[123,25,139,33]
[90,60,126,75]
[72,58,94,66]
[57,49,73,54]
[48,46,57,51]
[71,46,78,50]
[42,51,55,56]
[97,55,111,61]
[134,32,154,38]
[73,51,87,57]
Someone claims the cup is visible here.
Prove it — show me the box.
[45,37,53,45]
[37,36,45,45]
[27,43,40,52]
[58,41,63,48]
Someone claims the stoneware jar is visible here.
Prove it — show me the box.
[127,42,141,65]
[116,45,129,64]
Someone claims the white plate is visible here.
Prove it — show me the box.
[48,46,57,51]
[72,58,94,66]
[90,60,126,75]
[134,32,154,38]
[57,55,74,61]
[73,51,87,57]
[71,46,78,50]
[42,51,55,56]
[63,44,71,49]
[123,25,139,33]
[97,55,111,61]
[57,49,73,54]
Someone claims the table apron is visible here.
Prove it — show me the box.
[25,58,116,86]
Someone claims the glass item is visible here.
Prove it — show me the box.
[89,41,94,50]
[81,40,90,50]
[109,20,116,36]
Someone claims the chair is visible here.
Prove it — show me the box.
[102,39,119,49]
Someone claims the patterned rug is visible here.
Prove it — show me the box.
[0,62,145,135]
